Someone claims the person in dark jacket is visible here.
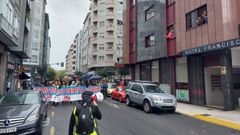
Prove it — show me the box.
[69,91,102,135]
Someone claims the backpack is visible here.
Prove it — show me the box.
[75,103,95,134]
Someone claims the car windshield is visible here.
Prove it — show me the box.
[0,93,40,106]
[118,87,126,91]
[110,84,117,88]
[144,85,164,93]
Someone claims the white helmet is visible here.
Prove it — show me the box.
[96,92,104,102]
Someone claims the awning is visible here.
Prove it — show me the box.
[19,72,30,80]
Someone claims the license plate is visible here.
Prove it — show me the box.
[0,127,17,134]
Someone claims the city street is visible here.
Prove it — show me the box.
[42,98,240,135]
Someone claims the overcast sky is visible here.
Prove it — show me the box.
[46,0,90,69]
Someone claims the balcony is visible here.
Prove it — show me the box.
[106,25,114,32]
[0,14,17,47]
[106,12,114,19]
[92,17,98,23]
[106,0,114,8]
[92,37,98,44]
[105,48,114,53]
[106,36,114,43]
[92,27,98,33]
[92,5,98,12]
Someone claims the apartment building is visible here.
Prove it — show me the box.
[123,0,240,111]
[79,13,91,73]
[66,41,77,74]
[88,0,124,70]
[0,0,33,94]
[23,0,47,78]
[42,13,51,68]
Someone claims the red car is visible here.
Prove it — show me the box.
[111,86,126,102]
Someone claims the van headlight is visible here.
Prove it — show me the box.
[26,114,39,123]
[151,95,161,101]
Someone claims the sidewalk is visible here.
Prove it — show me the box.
[176,102,240,131]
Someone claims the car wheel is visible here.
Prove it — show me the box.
[126,97,131,106]
[143,101,152,113]
[119,96,122,103]
[111,94,114,99]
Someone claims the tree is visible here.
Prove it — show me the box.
[37,66,48,82]
[97,67,115,81]
[75,71,83,76]
[118,67,130,80]
[46,67,56,80]
[56,70,66,80]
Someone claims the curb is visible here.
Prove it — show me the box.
[177,111,240,131]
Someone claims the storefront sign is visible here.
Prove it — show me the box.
[182,38,240,56]
[176,89,189,101]
[7,63,14,70]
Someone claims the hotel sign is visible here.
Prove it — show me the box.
[182,38,240,56]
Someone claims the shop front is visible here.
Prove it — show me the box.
[182,38,240,111]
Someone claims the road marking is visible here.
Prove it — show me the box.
[52,106,55,109]
[50,126,55,135]
[103,100,120,109]
[51,111,55,117]
[193,115,240,131]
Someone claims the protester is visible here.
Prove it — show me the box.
[69,91,102,135]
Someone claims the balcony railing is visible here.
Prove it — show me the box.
[0,14,13,38]
[106,25,114,31]
[92,5,98,11]
[106,0,114,8]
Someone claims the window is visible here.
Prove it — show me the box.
[33,29,40,39]
[186,5,207,29]
[130,0,135,6]
[99,32,105,39]
[99,47,104,50]
[131,84,138,92]
[1,0,13,25]
[99,21,105,27]
[13,16,19,38]
[166,25,175,39]
[145,33,155,47]
[31,55,38,63]
[99,9,105,16]
[145,5,155,21]
[99,56,104,62]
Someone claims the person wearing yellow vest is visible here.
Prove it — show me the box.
[69,91,102,135]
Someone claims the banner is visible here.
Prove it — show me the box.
[33,86,101,102]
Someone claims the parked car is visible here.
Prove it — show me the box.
[125,81,177,113]
[106,83,118,96]
[111,86,127,102]
[0,90,48,135]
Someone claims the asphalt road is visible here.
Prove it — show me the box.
[43,99,240,135]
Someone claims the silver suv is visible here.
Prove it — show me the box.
[125,81,177,113]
